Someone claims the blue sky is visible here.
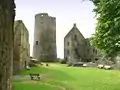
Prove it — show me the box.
[15,0,96,58]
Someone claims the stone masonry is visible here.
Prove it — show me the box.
[33,13,57,62]
[64,23,99,63]
[13,20,30,74]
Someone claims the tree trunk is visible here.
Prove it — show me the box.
[0,0,15,90]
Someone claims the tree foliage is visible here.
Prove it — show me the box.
[90,0,120,60]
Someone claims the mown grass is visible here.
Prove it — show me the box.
[13,63,120,90]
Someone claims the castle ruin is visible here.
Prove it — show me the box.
[33,13,57,62]
[13,20,30,74]
[64,23,99,63]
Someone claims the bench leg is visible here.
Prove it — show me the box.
[38,76,40,80]
[31,77,34,80]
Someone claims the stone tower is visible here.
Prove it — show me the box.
[33,13,57,62]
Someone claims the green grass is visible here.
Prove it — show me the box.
[12,81,58,90]
[13,63,120,90]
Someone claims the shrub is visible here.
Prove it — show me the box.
[60,59,67,64]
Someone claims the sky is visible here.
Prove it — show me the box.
[15,0,97,59]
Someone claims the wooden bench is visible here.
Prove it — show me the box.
[29,73,41,80]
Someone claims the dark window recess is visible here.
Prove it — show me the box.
[74,35,77,40]
[93,49,95,53]
[86,59,91,62]
[74,48,81,59]
[95,58,98,61]
[67,50,69,54]
[67,42,69,46]
[36,41,38,45]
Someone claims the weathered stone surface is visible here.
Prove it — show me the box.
[64,23,99,63]
[97,64,104,69]
[85,38,100,62]
[33,13,57,62]
[13,20,30,74]
[104,65,112,70]
[0,0,15,90]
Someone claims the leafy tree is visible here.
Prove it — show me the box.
[90,0,120,61]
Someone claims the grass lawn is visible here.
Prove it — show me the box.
[12,63,120,90]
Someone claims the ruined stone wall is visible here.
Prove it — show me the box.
[13,20,30,74]
[90,45,100,61]
[13,22,21,73]
[0,0,15,90]
[85,38,100,62]
[84,39,94,61]
[33,13,57,62]
[20,21,30,67]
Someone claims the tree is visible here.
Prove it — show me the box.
[90,0,120,61]
[0,0,15,90]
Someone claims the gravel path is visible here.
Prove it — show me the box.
[12,74,46,81]
[12,74,67,90]
[12,75,30,80]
